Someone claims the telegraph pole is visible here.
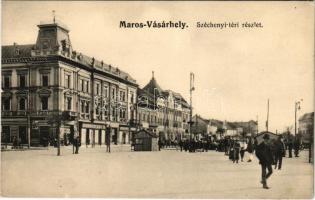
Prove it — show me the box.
[266,99,269,132]
[294,99,302,135]
[189,72,195,141]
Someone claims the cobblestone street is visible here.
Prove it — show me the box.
[1,146,313,198]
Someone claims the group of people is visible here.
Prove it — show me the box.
[224,134,296,189]
[226,138,255,163]
[158,138,216,152]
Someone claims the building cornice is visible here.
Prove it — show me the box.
[2,55,138,87]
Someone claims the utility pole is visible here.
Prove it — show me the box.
[256,115,259,135]
[295,99,302,136]
[266,99,269,132]
[27,63,31,148]
[189,72,195,141]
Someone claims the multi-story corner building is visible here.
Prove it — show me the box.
[1,20,138,146]
[136,73,190,141]
[299,112,314,143]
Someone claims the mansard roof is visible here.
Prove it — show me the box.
[2,44,34,58]
[2,20,137,86]
[299,112,314,121]
[2,44,137,85]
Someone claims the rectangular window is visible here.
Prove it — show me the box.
[42,75,48,87]
[111,88,115,99]
[81,79,84,92]
[19,75,26,88]
[130,93,134,103]
[104,86,108,98]
[67,97,72,110]
[2,98,11,111]
[81,101,85,113]
[95,83,100,95]
[3,76,10,89]
[19,98,26,110]
[86,81,89,93]
[85,102,89,113]
[120,91,126,102]
[41,97,48,110]
[65,74,70,88]
[104,105,108,117]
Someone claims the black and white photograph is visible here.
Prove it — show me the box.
[1,1,314,198]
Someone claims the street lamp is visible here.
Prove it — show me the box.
[295,99,303,136]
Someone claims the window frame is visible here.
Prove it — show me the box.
[42,74,49,87]
[19,98,26,111]
[41,96,49,111]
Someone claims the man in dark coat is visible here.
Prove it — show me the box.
[287,132,293,158]
[246,137,254,162]
[274,136,285,170]
[255,134,273,189]
[293,136,300,157]
[73,136,80,154]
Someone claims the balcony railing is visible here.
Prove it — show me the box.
[80,113,90,120]
[2,110,28,116]
[1,110,78,118]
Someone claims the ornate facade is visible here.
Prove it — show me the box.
[1,20,138,146]
[136,74,190,141]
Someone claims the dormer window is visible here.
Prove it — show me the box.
[15,48,20,56]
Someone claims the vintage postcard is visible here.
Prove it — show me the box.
[1,1,314,199]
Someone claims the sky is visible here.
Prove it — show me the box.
[2,1,314,133]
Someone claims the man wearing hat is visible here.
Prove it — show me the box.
[255,134,273,189]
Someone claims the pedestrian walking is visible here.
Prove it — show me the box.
[233,140,240,163]
[294,136,300,157]
[73,136,80,154]
[179,139,183,152]
[158,139,162,151]
[246,137,254,162]
[105,132,111,153]
[274,136,285,170]
[240,140,247,162]
[229,140,234,160]
[255,134,273,189]
[287,132,293,158]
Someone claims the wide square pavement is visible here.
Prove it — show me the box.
[1,146,313,198]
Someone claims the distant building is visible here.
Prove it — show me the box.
[192,115,258,139]
[299,112,314,143]
[136,73,190,141]
[1,20,138,146]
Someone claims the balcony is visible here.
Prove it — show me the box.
[80,113,90,120]
[1,110,27,116]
